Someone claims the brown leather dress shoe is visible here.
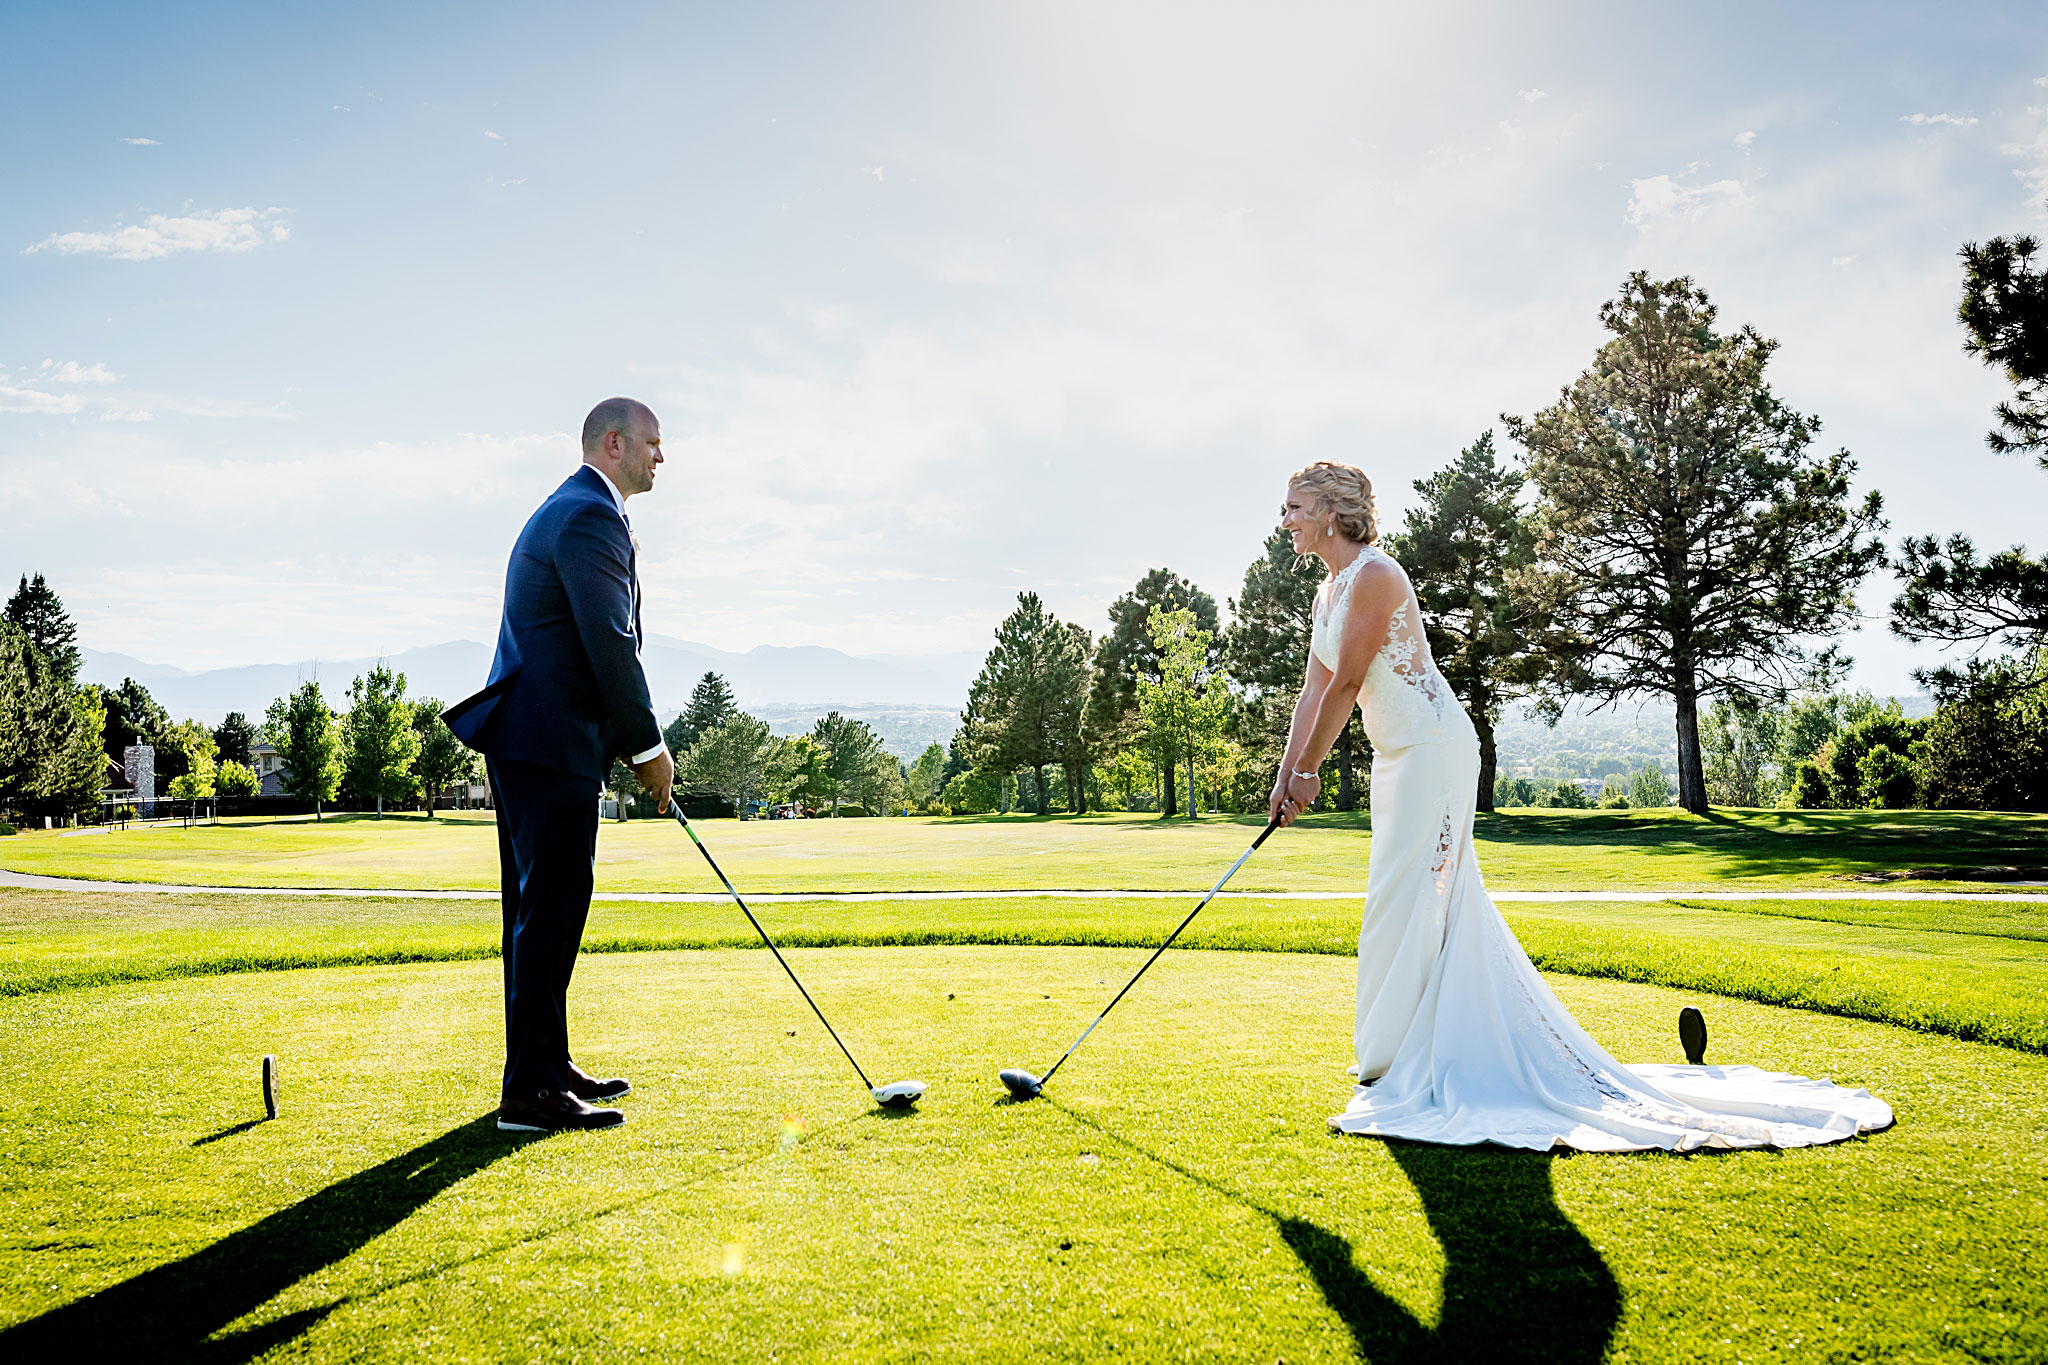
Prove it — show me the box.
[565,1066,632,1102]
[497,1088,626,1132]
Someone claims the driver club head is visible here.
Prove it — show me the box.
[998,1068,1044,1101]
[871,1080,926,1109]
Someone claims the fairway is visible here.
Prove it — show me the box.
[2,947,2040,1362]
[4,807,2046,893]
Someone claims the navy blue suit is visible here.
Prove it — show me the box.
[445,465,662,1101]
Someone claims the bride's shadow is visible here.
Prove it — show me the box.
[1055,1106,1621,1364]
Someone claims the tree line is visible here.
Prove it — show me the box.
[944,251,2048,818]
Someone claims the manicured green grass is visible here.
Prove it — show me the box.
[6,888,2045,1055]
[1,948,2041,1362]
[4,806,2045,893]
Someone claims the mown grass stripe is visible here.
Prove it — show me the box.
[6,921,2043,1057]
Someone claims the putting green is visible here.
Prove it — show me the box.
[2,947,2041,1361]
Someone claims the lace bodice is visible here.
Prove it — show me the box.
[1309,546,1462,749]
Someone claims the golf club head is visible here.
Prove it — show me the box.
[998,1068,1044,1100]
[872,1080,926,1109]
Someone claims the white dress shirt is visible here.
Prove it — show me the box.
[585,463,667,768]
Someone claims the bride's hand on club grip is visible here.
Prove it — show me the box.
[1279,769,1321,826]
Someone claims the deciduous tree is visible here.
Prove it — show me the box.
[1504,273,1887,813]
[1086,570,1218,817]
[683,712,791,817]
[342,666,420,817]
[1137,606,1228,820]
[408,697,478,817]
[266,681,341,818]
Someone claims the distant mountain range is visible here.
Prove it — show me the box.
[78,637,981,741]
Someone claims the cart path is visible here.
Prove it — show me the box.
[4,868,2046,903]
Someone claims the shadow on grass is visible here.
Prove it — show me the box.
[1058,1106,1619,1364]
[1,1113,524,1361]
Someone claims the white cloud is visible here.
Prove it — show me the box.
[40,360,120,385]
[25,207,292,261]
[1832,255,1856,266]
[1518,88,1548,102]
[1900,113,1978,127]
[1624,174,1750,226]
[98,409,154,422]
[2035,76,2048,87]
[864,166,885,182]
[117,137,159,146]
[484,130,504,141]
[1734,130,1757,147]
[0,385,81,415]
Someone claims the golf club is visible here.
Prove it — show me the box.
[670,804,926,1109]
[1000,813,1284,1101]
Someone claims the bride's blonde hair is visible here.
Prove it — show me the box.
[1287,461,1380,546]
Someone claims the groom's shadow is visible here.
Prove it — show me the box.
[1056,1106,1621,1365]
[1,1113,525,1363]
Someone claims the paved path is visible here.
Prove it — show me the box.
[5,868,2046,904]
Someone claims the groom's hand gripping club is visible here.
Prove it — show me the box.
[633,747,675,813]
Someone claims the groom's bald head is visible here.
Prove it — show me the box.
[581,397,663,497]
[581,397,655,457]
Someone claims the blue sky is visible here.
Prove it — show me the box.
[4,1,2045,696]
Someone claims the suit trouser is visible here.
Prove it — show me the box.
[488,757,600,1100]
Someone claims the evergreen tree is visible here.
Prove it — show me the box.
[1086,569,1219,817]
[1915,653,2048,811]
[99,677,169,764]
[408,697,478,817]
[961,593,1089,814]
[1504,273,1887,813]
[666,672,738,753]
[3,573,81,685]
[266,681,341,818]
[1221,530,1369,809]
[1888,233,2048,694]
[342,665,421,817]
[0,622,104,819]
[1958,231,2048,463]
[212,711,258,767]
[1382,432,1557,811]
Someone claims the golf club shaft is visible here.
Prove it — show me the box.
[671,805,875,1091]
[1038,814,1283,1088]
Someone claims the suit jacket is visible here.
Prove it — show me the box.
[444,465,662,782]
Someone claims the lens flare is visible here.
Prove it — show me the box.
[721,1243,746,1275]
[777,1113,808,1154]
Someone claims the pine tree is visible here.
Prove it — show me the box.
[0,622,104,819]
[666,672,738,753]
[98,677,169,764]
[961,593,1089,814]
[3,574,81,685]
[1381,432,1557,811]
[1504,273,1887,813]
[212,711,258,767]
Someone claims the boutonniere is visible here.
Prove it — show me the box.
[630,532,642,555]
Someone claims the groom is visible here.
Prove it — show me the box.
[444,397,676,1133]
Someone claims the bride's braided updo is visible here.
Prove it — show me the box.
[1287,461,1380,546]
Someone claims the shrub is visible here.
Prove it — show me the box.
[216,760,261,799]
[0,821,15,836]
[1786,759,1833,809]
[1597,784,1630,809]
[1857,744,1918,809]
[835,803,870,817]
[1546,780,1591,809]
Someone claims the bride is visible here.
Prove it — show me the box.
[1268,461,1892,1151]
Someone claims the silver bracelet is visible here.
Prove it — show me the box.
[1291,768,1319,781]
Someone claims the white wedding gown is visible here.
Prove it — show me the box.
[1315,548,1892,1151]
